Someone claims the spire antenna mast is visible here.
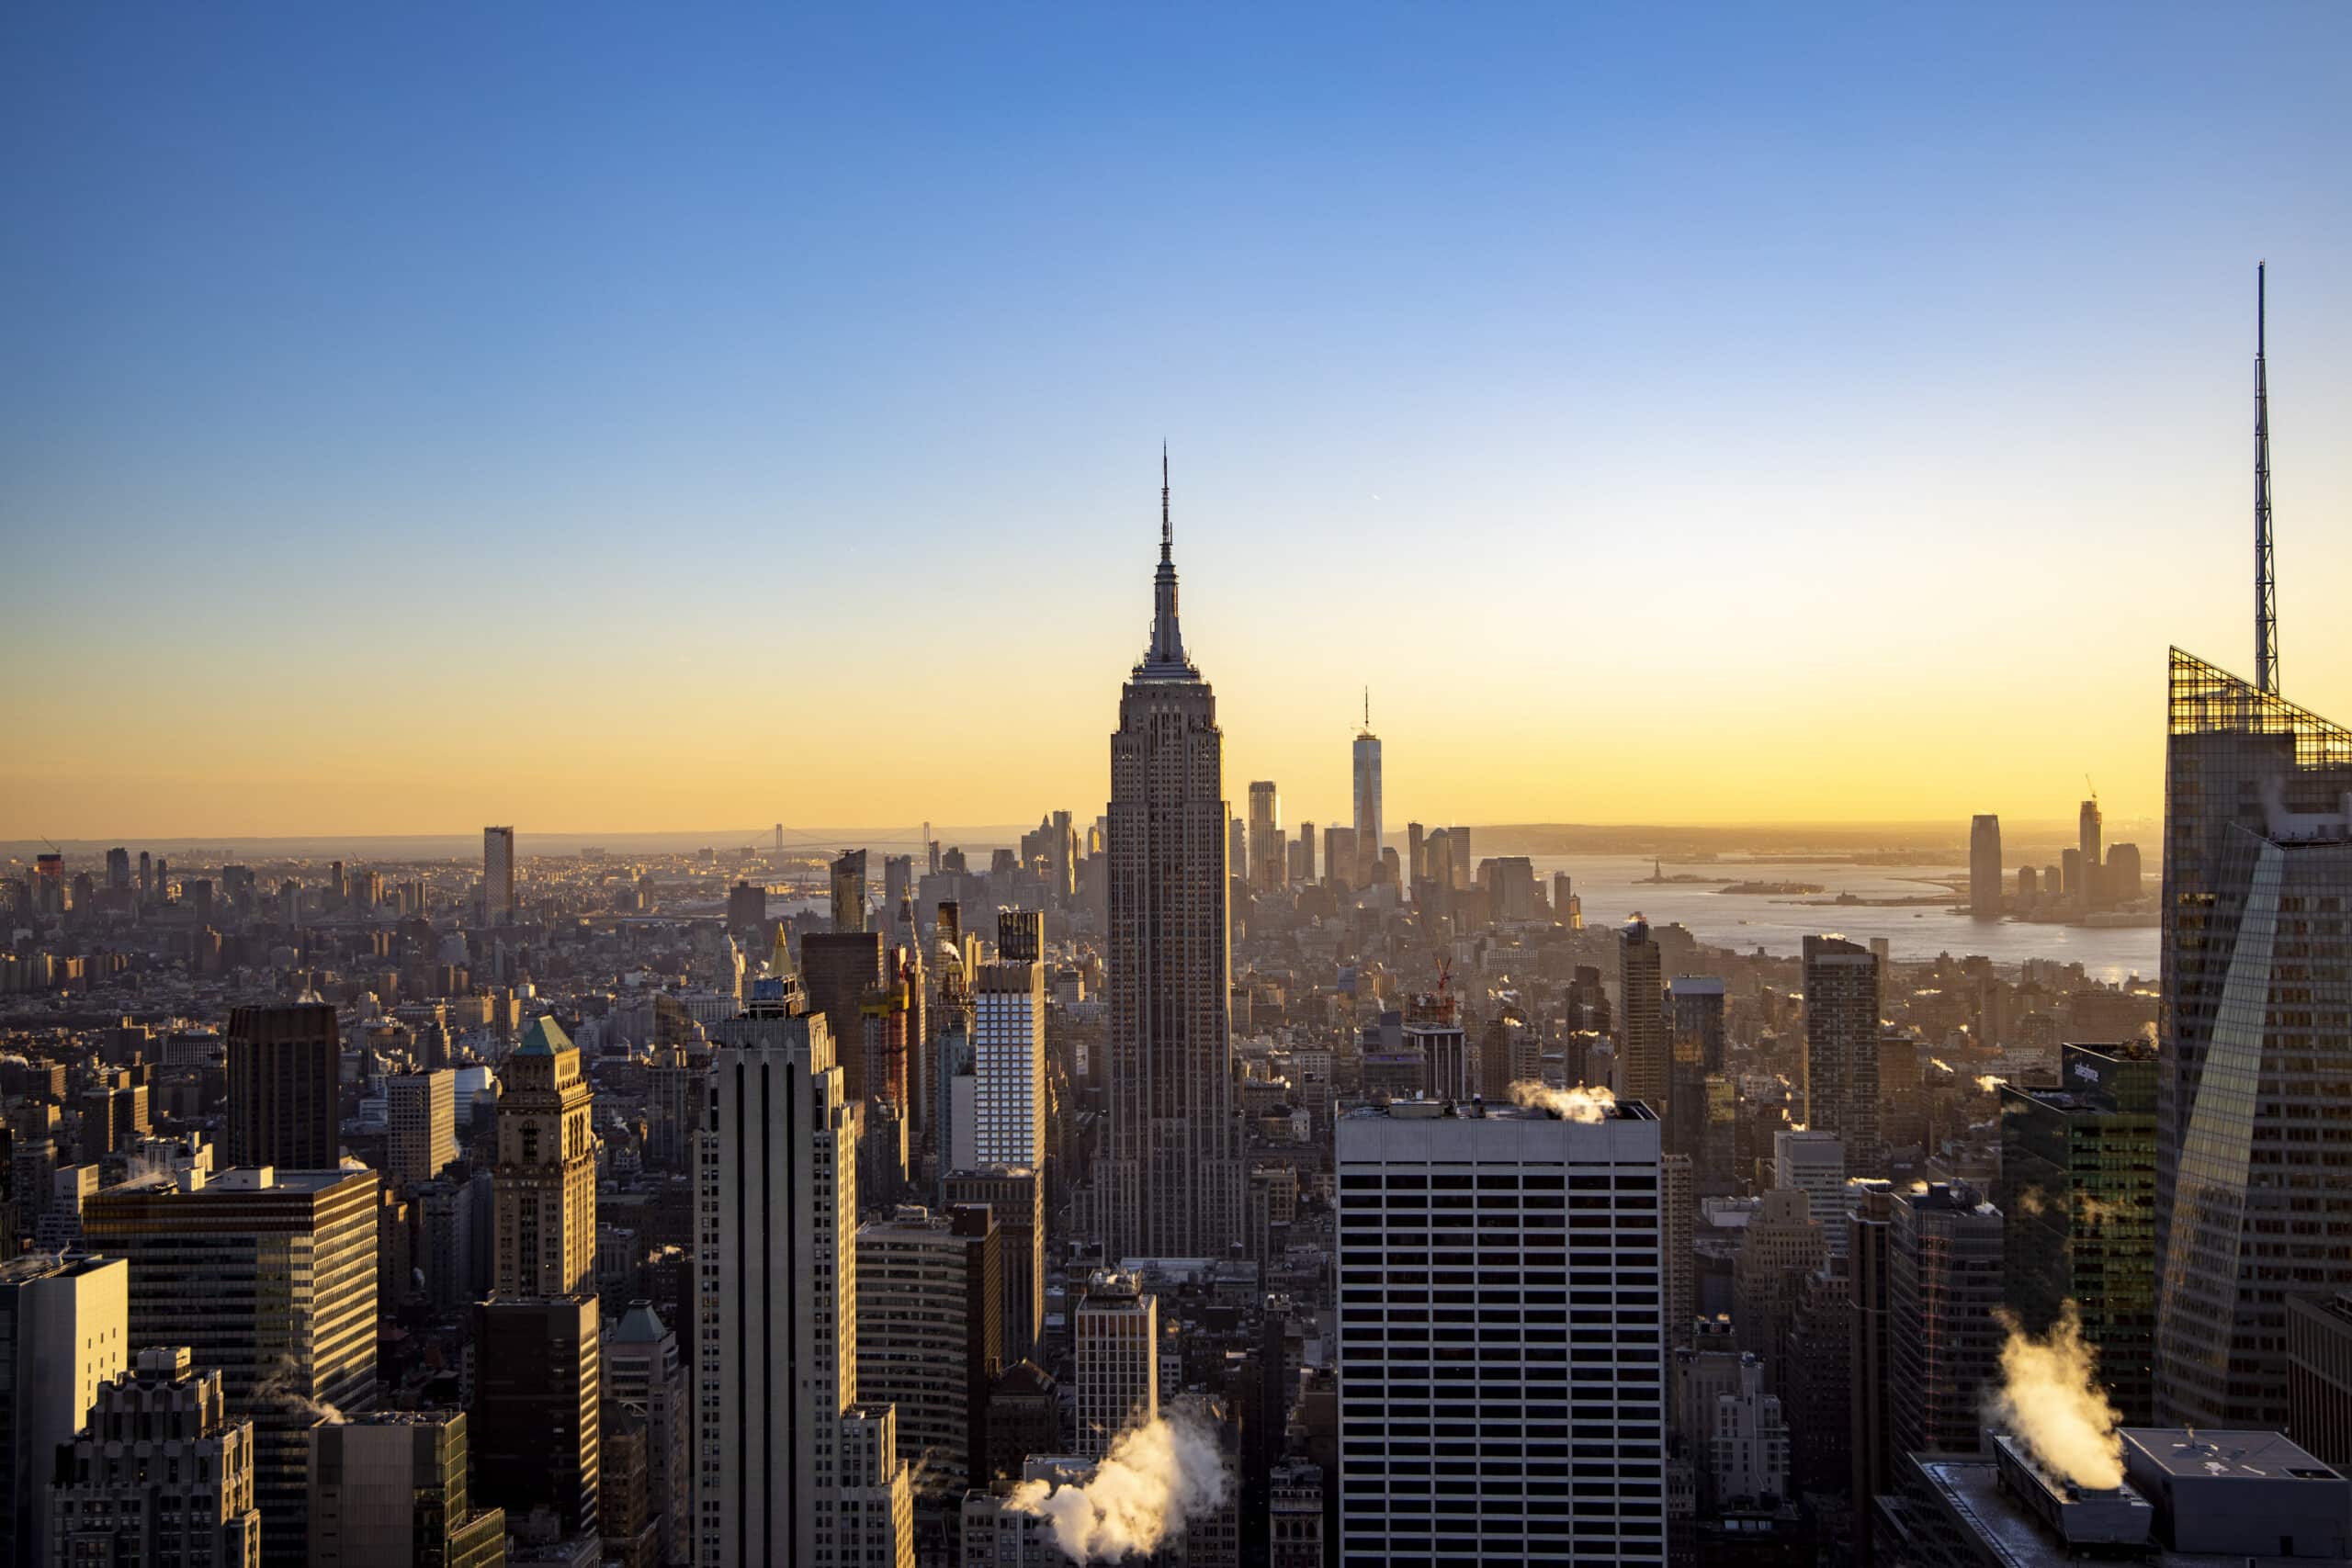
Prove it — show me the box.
[2256,262,2278,695]
[1160,441,1171,562]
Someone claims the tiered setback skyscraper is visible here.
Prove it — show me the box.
[698,984,913,1568]
[2156,649,2352,1429]
[1336,1100,1668,1565]
[1102,465,1241,1262]
[1969,814,2003,918]
[493,1016,597,1296]
[1801,935,1881,1174]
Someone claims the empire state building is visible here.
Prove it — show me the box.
[1102,456,1242,1261]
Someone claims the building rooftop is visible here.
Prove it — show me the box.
[514,1015,574,1056]
[2120,1428,2345,1483]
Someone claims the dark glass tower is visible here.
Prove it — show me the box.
[2156,649,2352,1428]
[1102,457,1240,1261]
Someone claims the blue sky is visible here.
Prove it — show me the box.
[4,3,2348,835]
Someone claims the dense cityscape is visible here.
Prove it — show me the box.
[10,8,2352,1568]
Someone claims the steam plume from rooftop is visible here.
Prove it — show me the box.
[1509,1080,1616,1122]
[1984,1301,2125,1491]
[1006,1408,1229,1562]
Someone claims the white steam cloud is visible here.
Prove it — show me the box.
[1508,1080,1616,1123]
[1008,1409,1229,1563]
[1975,1075,2007,1094]
[1984,1301,2124,1491]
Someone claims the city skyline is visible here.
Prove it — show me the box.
[7,6,2352,838]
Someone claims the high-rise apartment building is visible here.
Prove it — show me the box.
[1801,936,1881,1174]
[1997,1041,2157,1426]
[51,1348,261,1568]
[1336,1099,1668,1565]
[1619,918,1668,1113]
[974,955,1045,1172]
[81,1168,380,1568]
[225,1001,341,1171]
[384,1069,456,1188]
[308,1409,506,1568]
[944,1168,1044,1365]
[854,1204,1002,1506]
[697,982,914,1568]
[493,1016,596,1296]
[2156,650,2352,1431]
[1969,814,2002,918]
[1248,781,1284,892]
[1102,466,1241,1262]
[1352,713,1383,887]
[1887,1182,2004,1460]
[831,848,868,934]
[0,1254,129,1568]
[483,827,515,924]
[1073,1270,1157,1458]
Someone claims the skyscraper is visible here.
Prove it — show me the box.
[800,931,886,1103]
[2156,649,2352,1429]
[52,1348,262,1568]
[944,1168,1044,1365]
[308,1409,506,1568]
[602,1302,689,1568]
[493,1016,596,1297]
[470,1294,601,1541]
[1886,1182,2004,1460]
[697,981,914,1568]
[2078,796,2105,910]
[81,1168,380,1568]
[1668,976,1725,1077]
[1248,780,1284,893]
[0,1254,129,1568]
[483,826,515,924]
[225,1001,341,1172]
[384,1069,455,1188]
[1969,813,2002,919]
[1073,1269,1158,1458]
[1801,935,1881,1174]
[1619,918,1668,1112]
[831,848,868,933]
[973,950,1045,1171]
[1102,459,1241,1262]
[854,1204,1001,1506]
[1352,695,1383,886]
[1336,1098,1668,1564]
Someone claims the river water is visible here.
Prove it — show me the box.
[1524,854,2157,985]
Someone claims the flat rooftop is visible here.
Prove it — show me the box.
[2121,1428,2344,1483]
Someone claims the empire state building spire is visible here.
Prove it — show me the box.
[1142,445,1193,677]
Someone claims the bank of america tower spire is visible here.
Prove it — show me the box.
[1102,452,1242,1261]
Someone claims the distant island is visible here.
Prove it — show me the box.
[1716,880,1826,896]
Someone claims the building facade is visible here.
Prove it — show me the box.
[492,1016,597,1297]
[1801,936,1882,1175]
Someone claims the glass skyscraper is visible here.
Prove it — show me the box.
[2155,649,2352,1429]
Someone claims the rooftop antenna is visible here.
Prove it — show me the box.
[2256,262,2278,695]
[1160,441,1171,562]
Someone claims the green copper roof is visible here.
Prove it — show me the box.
[515,1015,573,1056]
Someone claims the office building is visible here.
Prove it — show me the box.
[1336,1098,1668,1565]
[470,1295,600,1541]
[1102,464,1242,1262]
[308,1409,506,1568]
[1668,977,1725,1077]
[493,1016,596,1296]
[1675,1346,1790,1511]
[1324,826,1356,892]
[1291,822,1316,886]
[82,1168,379,1568]
[944,1168,1044,1364]
[1352,707,1383,886]
[2079,796,2104,909]
[1846,1179,1897,1534]
[603,1303,688,1568]
[50,1348,261,1568]
[1734,1187,1825,1376]
[2287,1289,2352,1466]
[484,827,515,923]
[1620,918,1668,1113]
[0,1254,129,1568]
[2156,650,2352,1430]
[1802,936,1881,1174]
[1771,1129,1849,1260]
[855,1205,1002,1506]
[973,955,1045,1171]
[1887,1182,2003,1460]
[1073,1270,1158,1458]
[799,931,886,1104]
[1996,1042,2157,1426]
[831,848,867,934]
[225,1002,341,1171]
[1248,781,1284,892]
[696,981,914,1568]
[1969,814,2002,918]
[384,1069,456,1188]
